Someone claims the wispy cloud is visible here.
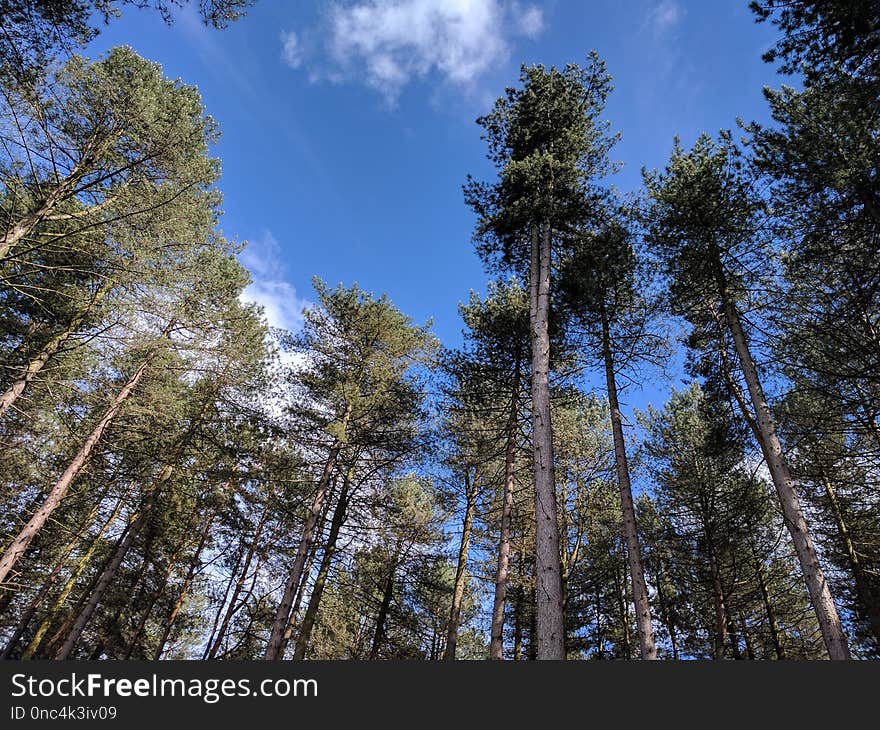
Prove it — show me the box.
[280,30,303,69]
[280,0,546,103]
[512,1,544,39]
[645,0,685,38]
[239,231,309,332]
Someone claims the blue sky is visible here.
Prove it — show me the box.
[86,0,785,413]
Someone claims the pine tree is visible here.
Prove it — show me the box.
[645,133,851,659]
[465,54,618,658]
[560,206,665,659]
[263,280,435,660]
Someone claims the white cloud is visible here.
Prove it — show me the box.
[239,231,309,332]
[646,0,685,37]
[280,30,303,68]
[281,0,547,102]
[512,3,544,39]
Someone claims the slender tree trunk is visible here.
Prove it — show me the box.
[264,441,343,660]
[600,305,657,660]
[21,495,127,660]
[614,560,632,659]
[154,516,213,659]
[0,500,101,659]
[754,554,786,660]
[529,222,565,660]
[293,474,352,660]
[715,266,850,660]
[201,537,245,659]
[0,278,113,419]
[513,554,524,661]
[55,467,168,659]
[122,547,181,660]
[89,542,153,660]
[559,477,570,651]
[369,545,399,661]
[655,563,679,660]
[489,377,520,660]
[0,325,170,586]
[822,476,880,648]
[444,469,479,660]
[707,537,729,660]
[726,557,743,660]
[205,503,271,659]
[281,476,339,656]
[124,503,213,661]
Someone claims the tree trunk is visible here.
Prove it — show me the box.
[87,539,154,660]
[715,264,850,660]
[205,502,271,659]
[600,304,658,660]
[559,476,570,652]
[153,515,213,659]
[264,441,342,660]
[754,554,786,660]
[444,469,479,660]
[122,543,183,660]
[0,278,113,419]
[822,476,880,649]
[707,536,729,660]
[489,376,520,660]
[529,222,565,660]
[124,501,215,661]
[293,473,352,660]
[0,323,170,586]
[614,560,632,659]
[21,494,127,660]
[0,500,101,659]
[369,544,400,661]
[55,467,168,659]
[281,477,339,656]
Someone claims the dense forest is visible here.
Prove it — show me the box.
[0,1,877,661]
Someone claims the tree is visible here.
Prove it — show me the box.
[551,389,635,658]
[560,207,665,659]
[640,382,825,660]
[441,279,530,659]
[0,0,254,85]
[645,132,851,659]
[465,54,618,659]
[0,46,221,263]
[750,1,880,83]
[263,280,435,660]
[779,388,880,656]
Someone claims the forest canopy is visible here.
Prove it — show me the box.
[0,0,878,661]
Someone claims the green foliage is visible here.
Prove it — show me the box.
[3,0,880,664]
[751,1,880,82]
[465,52,618,273]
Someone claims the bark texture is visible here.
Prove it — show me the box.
[717,269,850,660]
[600,305,658,660]
[529,224,565,660]
[264,442,342,660]
[489,374,520,660]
